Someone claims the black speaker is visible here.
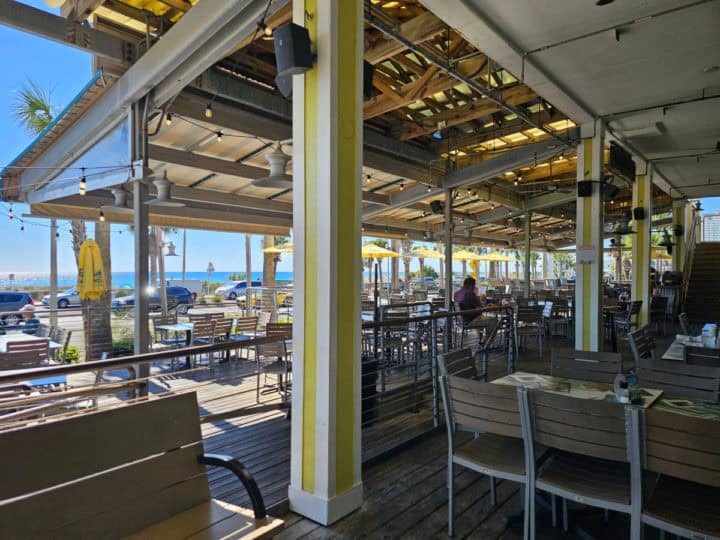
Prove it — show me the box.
[633,207,645,220]
[273,23,313,77]
[363,60,374,100]
[577,180,593,197]
[275,73,292,99]
[604,183,620,200]
[430,200,444,215]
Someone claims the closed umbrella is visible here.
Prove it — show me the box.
[361,243,400,301]
[452,249,481,278]
[77,239,107,300]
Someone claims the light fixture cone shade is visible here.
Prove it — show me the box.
[101,188,134,214]
[146,176,185,207]
[252,144,293,188]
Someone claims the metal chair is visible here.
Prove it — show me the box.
[649,296,668,336]
[255,339,291,403]
[615,300,642,335]
[550,349,623,383]
[520,388,640,539]
[438,352,532,538]
[232,316,258,361]
[628,325,657,371]
[640,408,720,539]
[515,305,544,359]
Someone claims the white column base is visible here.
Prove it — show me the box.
[288,482,363,526]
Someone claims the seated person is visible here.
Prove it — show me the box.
[453,277,486,323]
[19,304,40,335]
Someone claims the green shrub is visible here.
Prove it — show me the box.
[59,345,80,364]
[112,338,134,357]
[212,295,223,303]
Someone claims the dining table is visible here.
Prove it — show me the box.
[155,322,194,368]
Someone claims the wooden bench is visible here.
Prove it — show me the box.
[0,392,283,539]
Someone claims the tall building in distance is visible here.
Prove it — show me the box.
[702,211,720,241]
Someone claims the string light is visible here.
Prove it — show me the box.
[165,113,173,126]
[55,231,60,238]
[399,183,404,191]
[204,103,213,118]
[427,185,432,193]
[216,131,223,142]
[8,206,13,220]
[20,224,24,232]
[79,167,86,195]
[99,210,105,222]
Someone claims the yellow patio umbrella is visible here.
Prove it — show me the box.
[651,247,672,261]
[452,249,481,278]
[362,243,400,286]
[407,246,444,289]
[76,239,107,300]
[262,241,293,254]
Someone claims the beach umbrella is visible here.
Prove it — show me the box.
[262,241,293,254]
[407,246,444,289]
[76,239,107,300]
[452,249,481,278]
[362,243,400,284]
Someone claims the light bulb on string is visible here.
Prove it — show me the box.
[216,131,223,142]
[99,210,105,222]
[204,103,213,118]
[399,183,404,191]
[165,113,173,126]
[55,231,60,238]
[20,224,24,232]
[79,168,86,195]
[8,206,13,220]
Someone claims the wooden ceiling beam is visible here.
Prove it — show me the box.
[60,0,105,22]
[399,84,538,140]
[365,11,447,65]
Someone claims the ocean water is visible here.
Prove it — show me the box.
[0,271,294,289]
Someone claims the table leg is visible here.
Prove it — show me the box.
[611,314,617,353]
[185,330,192,369]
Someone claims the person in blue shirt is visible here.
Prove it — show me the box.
[19,305,40,335]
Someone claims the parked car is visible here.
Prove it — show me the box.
[0,291,34,326]
[165,279,202,300]
[111,286,193,310]
[214,280,262,300]
[41,288,80,309]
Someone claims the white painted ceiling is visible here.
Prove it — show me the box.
[422,0,720,197]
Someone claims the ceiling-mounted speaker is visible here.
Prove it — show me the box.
[577,180,593,197]
[633,207,645,221]
[604,183,620,200]
[275,73,293,99]
[273,23,313,78]
[363,60,374,100]
[430,200,444,215]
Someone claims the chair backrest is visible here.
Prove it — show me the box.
[212,318,233,337]
[627,300,642,316]
[628,325,656,366]
[151,315,176,335]
[192,320,214,340]
[0,393,209,539]
[516,305,541,324]
[256,339,287,360]
[678,312,692,335]
[650,295,668,312]
[441,374,522,438]
[1,338,49,369]
[189,313,212,324]
[235,316,258,334]
[438,348,477,379]
[550,349,623,383]
[527,389,629,462]
[35,323,50,337]
[685,346,720,366]
[637,357,720,402]
[266,322,292,339]
[643,407,720,487]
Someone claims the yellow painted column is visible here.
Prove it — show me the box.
[289,0,363,525]
[574,120,605,351]
[672,200,686,272]
[632,167,653,327]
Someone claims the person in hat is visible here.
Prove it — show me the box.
[19,304,40,335]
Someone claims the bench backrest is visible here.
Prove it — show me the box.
[0,338,49,369]
[637,357,720,402]
[0,393,208,539]
[551,349,623,384]
[643,408,720,487]
[528,389,628,462]
[438,347,477,379]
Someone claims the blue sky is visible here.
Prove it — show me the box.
[1,1,719,275]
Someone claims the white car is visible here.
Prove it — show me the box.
[214,280,262,300]
[41,288,80,309]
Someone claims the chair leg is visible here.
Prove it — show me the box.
[490,476,497,506]
[551,495,557,528]
[448,460,454,537]
[562,497,568,532]
[526,480,536,540]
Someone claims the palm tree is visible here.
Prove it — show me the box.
[12,81,112,360]
[401,239,414,291]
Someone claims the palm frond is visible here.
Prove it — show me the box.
[12,81,55,135]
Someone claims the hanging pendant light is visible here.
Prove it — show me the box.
[101,188,134,214]
[146,172,185,207]
[251,143,293,189]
